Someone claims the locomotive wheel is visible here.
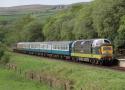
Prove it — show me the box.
[94,59,98,65]
[99,60,103,65]
[92,59,95,64]
[89,59,92,64]
[94,59,97,64]
[95,59,99,65]
[72,57,76,62]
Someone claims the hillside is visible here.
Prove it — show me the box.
[43,0,125,49]
[0,2,90,15]
[0,2,90,21]
[0,4,70,23]
[2,0,125,50]
[0,4,68,15]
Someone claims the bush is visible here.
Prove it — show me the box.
[0,44,10,64]
[0,53,10,64]
[0,48,4,60]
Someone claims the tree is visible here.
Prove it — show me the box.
[23,21,44,42]
[61,19,75,40]
[0,44,10,64]
[114,15,125,48]
[5,14,35,45]
[92,0,125,40]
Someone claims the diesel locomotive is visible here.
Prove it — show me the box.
[14,39,114,65]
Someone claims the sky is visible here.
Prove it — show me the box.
[0,0,92,7]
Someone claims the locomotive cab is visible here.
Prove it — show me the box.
[92,39,113,59]
[101,45,113,57]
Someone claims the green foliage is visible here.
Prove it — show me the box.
[73,5,97,39]
[4,14,48,45]
[0,44,10,64]
[23,21,44,42]
[43,5,83,41]
[5,15,35,45]
[43,0,125,49]
[1,0,125,50]
[0,31,7,43]
[114,15,125,48]
[0,44,5,59]
[0,68,52,90]
[43,17,62,41]
[43,3,95,41]
[92,0,125,40]
[1,52,10,64]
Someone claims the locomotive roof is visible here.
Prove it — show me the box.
[17,41,73,44]
[74,39,110,41]
[17,39,111,45]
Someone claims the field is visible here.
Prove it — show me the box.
[0,67,53,90]
[6,52,125,90]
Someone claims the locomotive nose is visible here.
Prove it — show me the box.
[101,46,113,56]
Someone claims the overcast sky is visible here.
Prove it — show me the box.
[0,0,92,7]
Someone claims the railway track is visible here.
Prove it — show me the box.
[111,67,125,72]
[14,52,125,72]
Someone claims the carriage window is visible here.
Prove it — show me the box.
[54,45,57,49]
[60,45,62,50]
[65,45,68,50]
[57,45,59,50]
[58,45,61,50]
[66,45,68,50]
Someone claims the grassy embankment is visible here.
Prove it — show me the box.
[0,67,53,90]
[6,53,125,90]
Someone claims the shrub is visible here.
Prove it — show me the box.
[0,44,10,64]
[0,53,10,64]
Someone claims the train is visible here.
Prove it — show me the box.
[13,39,114,65]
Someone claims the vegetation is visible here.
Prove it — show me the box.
[0,68,53,90]
[1,1,125,90]
[0,44,10,64]
[43,0,125,49]
[0,0,125,50]
[10,52,125,90]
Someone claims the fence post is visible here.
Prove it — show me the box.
[69,81,74,90]
[31,72,34,80]
[39,76,42,83]
[31,72,35,80]
[14,66,17,72]
[50,79,53,87]
[9,64,11,70]
[64,83,67,90]
[24,72,27,78]
[19,68,22,74]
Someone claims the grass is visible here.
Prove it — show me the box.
[9,53,125,90]
[0,67,52,90]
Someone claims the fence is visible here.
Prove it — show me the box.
[6,63,74,90]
